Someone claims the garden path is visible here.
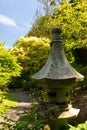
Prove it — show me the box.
[0,89,33,128]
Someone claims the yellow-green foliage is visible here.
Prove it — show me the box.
[0,47,21,89]
[11,36,50,74]
[28,0,87,63]
[0,91,18,115]
[52,0,87,49]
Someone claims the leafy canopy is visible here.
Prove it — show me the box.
[27,0,87,63]
[11,36,50,74]
[28,0,87,50]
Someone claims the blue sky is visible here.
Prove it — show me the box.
[0,0,39,48]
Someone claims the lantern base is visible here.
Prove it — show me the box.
[48,107,80,130]
[38,102,80,130]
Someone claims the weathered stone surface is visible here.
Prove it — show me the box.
[32,27,84,82]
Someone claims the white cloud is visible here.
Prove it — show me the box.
[0,14,17,27]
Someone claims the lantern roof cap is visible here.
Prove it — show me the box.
[32,27,84,81]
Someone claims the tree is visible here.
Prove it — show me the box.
[0,47,21,90]
[27,15,53,38]
[53,0,87,49]
[10,37,50,90]
[11,36,50,74]
[37,0,53,15]
[28,0,87,62]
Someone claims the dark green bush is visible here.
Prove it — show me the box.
[8,70,37,91]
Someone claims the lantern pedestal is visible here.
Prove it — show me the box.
[38,100,80,130]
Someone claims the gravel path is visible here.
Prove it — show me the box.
[0,89,33,128]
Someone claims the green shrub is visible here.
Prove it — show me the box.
[69,121,87,130]
[0,47,21,91]
[10,37,50,90]
[11,36,50,75]
[8,70,37,91]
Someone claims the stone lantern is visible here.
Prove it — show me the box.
[32,27,84,130]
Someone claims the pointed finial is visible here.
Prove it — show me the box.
[51,26,62,35]
[51,26,62,43]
